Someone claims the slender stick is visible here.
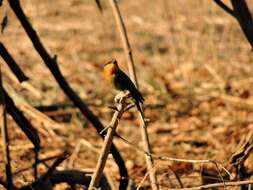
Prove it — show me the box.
[169,180,253,190]
[88,93,128,190]
[108,0,158,189]
[0,65,13,189]
[0,42,29,83]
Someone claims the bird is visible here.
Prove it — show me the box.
[103,58,144,112]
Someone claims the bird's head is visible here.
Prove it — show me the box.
[103,58,119,81]
[104,58,119,68]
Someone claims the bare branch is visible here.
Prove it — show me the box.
[213,0,235,17]
[214,0,253,48]
[0,64,14,189]
[0,42,29,82]
[169,180,253,190]
[88,92,129,190]
[230,0,253,48]
[4,89,41,150]
[94,0,103,13]
[1,12,8,33]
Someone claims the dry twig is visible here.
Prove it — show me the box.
[169,180,253,190]
[88,92,129,190]
[108,0,158,189]
[0,64,13,189]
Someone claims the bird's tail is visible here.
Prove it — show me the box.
[135,101,145,121]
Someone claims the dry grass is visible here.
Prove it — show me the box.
[1,0,253,189]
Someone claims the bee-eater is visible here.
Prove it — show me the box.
[103,59,144,111]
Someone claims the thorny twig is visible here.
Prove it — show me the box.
[108,0,158,189]
[88,92,129,190]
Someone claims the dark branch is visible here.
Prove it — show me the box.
[213,0,236,17]
[7,0,128,188]
[0,42,29,82]
[231,0,253,48]
[95,0,103,13]
[0,66,14,190]
[1,13,8,33]
[4,89,41,150]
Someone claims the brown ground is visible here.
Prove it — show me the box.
[1,0,253,189]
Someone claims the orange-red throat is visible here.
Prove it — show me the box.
[103,60,118,82]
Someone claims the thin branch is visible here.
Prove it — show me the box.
[168,165,184,188]
[4,89,41,150]
[94,0,103,13]
[213,0,235,17]
[33,148,39,180]
[20,151,69,190]
[7,0,128,188]
[0,64,13,189]
[113,134,233,180]
[88,92,129,190]
[169,180,253,190]
[1,12,8,34]
[0,42,29,82]
[108,0,158,189]
[50,170,111,189]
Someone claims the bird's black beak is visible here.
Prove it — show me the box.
[104,58,118,67]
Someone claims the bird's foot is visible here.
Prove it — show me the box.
[114,91,130,103]
[99,125,112,135]
[108,105,119,111]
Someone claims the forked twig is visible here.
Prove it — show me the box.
[88,92,129,190]
[108,0,158,189]
[213,0,235,17]
[213,0,253,48]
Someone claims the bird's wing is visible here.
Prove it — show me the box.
[116,69,144,103]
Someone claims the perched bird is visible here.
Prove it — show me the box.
[103,59,144,111]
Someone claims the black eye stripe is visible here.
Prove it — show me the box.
[104,59,117,67]
[104,62,112,66]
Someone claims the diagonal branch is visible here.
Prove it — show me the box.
[213,0,236,17]
[88,92,129,190]
[7,0,128,188]
[0,42,29,83]
[214,0,253,48]
[230,0,253,48]
[4,89,41,150]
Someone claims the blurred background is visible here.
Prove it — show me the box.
[1,0,253,189]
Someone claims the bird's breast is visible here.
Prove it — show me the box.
[104,65,117,82]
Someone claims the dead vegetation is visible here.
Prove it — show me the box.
[1,0,253,189]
